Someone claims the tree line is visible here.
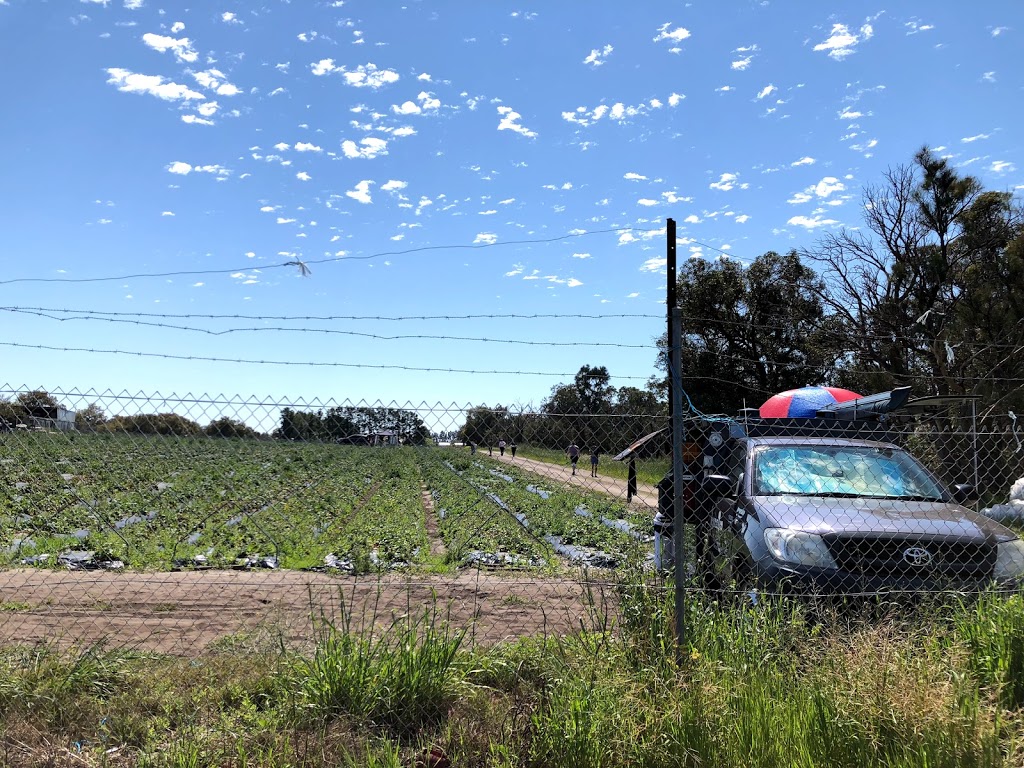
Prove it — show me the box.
[460,147,1023,452]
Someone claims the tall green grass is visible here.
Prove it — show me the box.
[2,586,1024,766]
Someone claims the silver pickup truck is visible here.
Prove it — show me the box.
[692,419,1024,595]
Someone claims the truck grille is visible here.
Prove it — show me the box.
[825,536,995,579]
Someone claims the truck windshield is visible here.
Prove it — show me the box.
[753,445,946,500]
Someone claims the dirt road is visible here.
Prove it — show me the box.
[488,451,659,509]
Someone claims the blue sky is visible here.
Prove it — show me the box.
[1,0,1021,422]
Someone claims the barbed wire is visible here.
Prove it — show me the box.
[6,304,1021,353]
[0,307,664,322]
[0,309,655,349]
[0,226,663,286]
[0,341,655,380]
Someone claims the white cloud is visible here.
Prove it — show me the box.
[197,101,219,117]
[294,141,322,152]
[904,20,934,34]
[276,217,296,224]
[497,106,537,138]
[668,92,685,106]
[124,0,144,8]
[259,205,277,212]
[161,210,174,216]
[787,214,838,230]
[390,91,441,116]
[311,58,336,76]
[221,11,240,24]
[583,44,613,67]
[166,161,230,177]
[813,22,872,59]
[638,198,658,207]
[346,180,373,204]
[141,32,198,63]
[756,84,776,100]
[990,160,1016,173]
[990,26,1009,36]
[961,133,990,143]
[709,172,738,191]
[381,179,407,192]
[791,156,816,166]
[653,22,691,45]
[571,252,592,259]
[566,278,583,288]
[341,136,389,159]
[788,191,813,204]
[341,63,400,89]
[640,256,667,272]
[732,57,752,70]
[106,68,203,100]
[624,172,647,180]
[684,214,700,224]
[811,177,845,196]
[170,21,184,33]
[474,233,498,245]
[982,71,996,83]
[838,107,864,120]
[181,114,214,125]
[716,85,734,92]
[735,214,750,223]
[296,171,311,181]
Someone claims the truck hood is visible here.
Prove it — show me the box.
[751,496,1017,541]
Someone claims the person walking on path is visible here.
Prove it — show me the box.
[590,448,600,477]
[510,441,517,458]
[567,442,580,475]
[498,439,506,456]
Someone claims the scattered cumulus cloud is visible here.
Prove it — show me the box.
[311,60,400,89]
[788,214,838,229]
[141,32,198,63]
[990,160,1015,173]
[346,180,373,204]
[653,22,691,48]
[624,172,647,181]
[961,133,990,143]
[583,44,613,67]
[756,84,776,100]
[497,106,537,138]
[106,68,202,100]
[791,156,816,166]
[474,233,498,245]
[341,136,389,158]
[709,172,744,191]
[813,22,874,60]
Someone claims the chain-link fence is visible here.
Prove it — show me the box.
[2,385,1023,658]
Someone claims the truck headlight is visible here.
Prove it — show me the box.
[764,529,838,569]
[994,539,1024,582]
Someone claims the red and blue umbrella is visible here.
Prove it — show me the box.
[759,386,862,419]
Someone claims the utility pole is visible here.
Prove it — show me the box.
[666,218,687,659]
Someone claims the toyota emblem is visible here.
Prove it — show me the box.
[902,546,933,567]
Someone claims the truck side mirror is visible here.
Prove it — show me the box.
[703,474,734,499]
[952,484,978,504]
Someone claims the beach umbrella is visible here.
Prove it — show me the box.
[759,386,862,418]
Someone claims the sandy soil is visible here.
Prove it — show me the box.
[0,568,623,655]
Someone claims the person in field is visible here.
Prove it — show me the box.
[590,448,599,477]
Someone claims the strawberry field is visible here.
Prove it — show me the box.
[0,433,649,573]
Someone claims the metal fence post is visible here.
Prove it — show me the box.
[670,307,687,660]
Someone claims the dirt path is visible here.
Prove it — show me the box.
[420,482,447,558]
[488,451,659,509]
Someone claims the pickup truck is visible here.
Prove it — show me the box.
[692,418,1024,595]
